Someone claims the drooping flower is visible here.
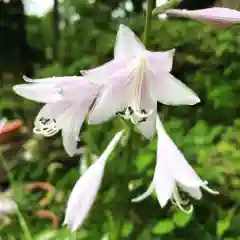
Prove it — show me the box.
[82,24,200,139]
[13,76,100,156]
[64,130,124,231]
[132,116,218,213]
[166,7,240,28]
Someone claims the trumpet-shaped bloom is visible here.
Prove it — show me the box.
[132,116,218,213]
[82,24,200,138]
[13,76,100,156]
[166,7,240,28]
[64,130,124,231]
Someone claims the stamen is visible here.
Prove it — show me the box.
[131,182,154,203]
[34,117,60,137]
[172,186,193,214]
[202,181,219,195]
[131,57,152,120]
[115,109,126,116]
[117,56,154,124]
[128,107,134,115]
[138,117,147,123]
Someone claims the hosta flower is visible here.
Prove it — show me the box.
[82,24,200,138]
[64,130,124,231]
[132,116,218,213]
[13,76,100,156]
[166,7,240,28]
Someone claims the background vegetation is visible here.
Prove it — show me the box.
[0,0,240,239]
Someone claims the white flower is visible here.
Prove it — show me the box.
[82,24,200,139]
[132,116,218,213]
[64,130,124,231]
[13,76,100,156]
[166,7,240,28]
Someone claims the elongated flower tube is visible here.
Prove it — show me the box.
[82,24,200,139]
[166,7,240,28]
[132,116,218,213]
[13,76,100,156]
[64,130,124,231]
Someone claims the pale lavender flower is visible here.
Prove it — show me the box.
[64,130,124,231]
[132,116,218,213]
[13,76,100,156]
[166,7,240,28]
[82,24,200,139]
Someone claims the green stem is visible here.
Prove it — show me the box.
[143,0,153,46]
[0,154,33,240]
[152,0,182,15]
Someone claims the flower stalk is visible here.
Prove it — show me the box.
[153,0,182,16]
[143,0,153,46]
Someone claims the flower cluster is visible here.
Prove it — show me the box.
[13,3,240,231]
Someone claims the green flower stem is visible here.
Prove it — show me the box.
[143,0,153,47]
[152,0,182,15]
[0,153,33,240]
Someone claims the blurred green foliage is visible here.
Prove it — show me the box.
[0,0,240,239]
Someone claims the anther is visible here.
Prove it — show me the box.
[127,107,134,115]
[138,117,147,123]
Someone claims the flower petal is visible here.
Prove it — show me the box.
[146,49,175,73]
[34,101,70,127]
[131,181,154,202]
[114,24,145,60]
[154,158,175,208]
[22,75,80,84]
[14,76,91,103]
[180,185,203,200]
[166,8,240,28]
[60,78,99,102]
[149,73,200,105]
[64,130,124,231]
[62,103,91,157]
[81,59,126,85]
[156,116,203,188]
[13,84,63,103]
[88,67,133,124]
[136,75,157,138]
[137,111,157,139]
[33,101,71,138]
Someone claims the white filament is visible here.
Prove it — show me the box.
[33,118,60,137]
[172,186,193,214]
[121,56,154,124]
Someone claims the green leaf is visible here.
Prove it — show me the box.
[152,219,175,235]
[136,151,154,172]
[217,208,236,237]
[122,222,133,237]
[173,211,192,228]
